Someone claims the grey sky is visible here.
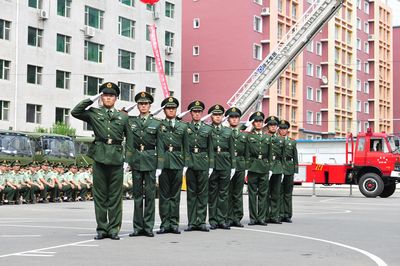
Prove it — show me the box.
[387,0,400,26]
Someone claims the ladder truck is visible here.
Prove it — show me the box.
[226,0,344,115]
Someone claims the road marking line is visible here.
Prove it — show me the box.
[319,198,339,203]
[233,228,387,266]
[14,254,54,257]
[0,224,93,230]
[73,244,98,247]
[297,210,352,215]
[0,235,41,238]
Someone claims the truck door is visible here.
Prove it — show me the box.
[366,137,389,169]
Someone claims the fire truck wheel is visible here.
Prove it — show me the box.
[379,182,396,198]
[358,173,384,198]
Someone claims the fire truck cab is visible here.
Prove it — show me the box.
[306,129,400,198]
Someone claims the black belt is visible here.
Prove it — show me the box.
[285,157,293,161]
[272,156,282,161]
[252,155,268,161]
[234,152,245,157]
[165,145,182,152]
[214,147,229,153]
[96,138,122,145]
[135,144,156,151]
[191,147,207,154]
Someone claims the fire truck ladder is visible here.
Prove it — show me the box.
[227,0,344,115]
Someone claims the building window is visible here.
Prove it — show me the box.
[253,44,262,60]
[357,79,361,91]
[165,60,174,76]
[56,70,70,89]
[357,0,362,9]
[291,107,297,122]
[306,135,313,140]
[146,4,154,11]
[55,107,70,124]
[306,41,313,52]
[254,16,262,32]
[346,31,352,45]
[316,66,322,78]
[356,38,361,50]
[364,2,369,14]
[165,2,175,18]
[56,34,71,53]
[292,3,297,19]
[84,41,103,63]
[277,23,283,39]
[0,19,11,40]
[193,46,200,56]
[26,104,42,124]
[118,17,135,39]
[146,25,151,41]
[254,0,263,4]
[27,65,42,84]
[306,111,313,124]
[277,104,283,118]
[145,56,156,72]
[28,0,42,8]
[364,122,369,131]
[364,102,369,114]
[364,62,369,74]
[357,121,361,133]
[306,87,313,100]
[290,60,296,71]
[118,82,135,102]
[118,49,135,70]
[119,0,135,7]
[306,63,313,76]
[364,42,369,54]
[356,18,361,30]
[0,60,10,80]
[364,82,369,93]
[335,71,340,85]
[356,59,361,71]
[0,101,10,121]
[193,73,200,83]
[57,0,71,17]
[84,6,104,29]
[278,0,283,13]
[316,42,322,56]
[316,112,322,125]
[193,18,200,29]
[364,22,369,34]
[84,75,103,95]
[145,87,156,97]
[27,27,43,47]
[277,78,282,95]
[165,31,175,47]
[316,89,322,102]
[346,97,351,111]
[335,26,340,40]
[335,48,340,63]
[357,100,361,112]
[291,81,297,98]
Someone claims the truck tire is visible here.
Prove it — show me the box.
[379,182,396,198]
[358,173,384,198]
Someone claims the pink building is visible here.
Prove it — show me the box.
[394,26,400,135]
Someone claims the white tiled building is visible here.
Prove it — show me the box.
[0,0,181,136]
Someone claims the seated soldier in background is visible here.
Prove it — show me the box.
[4,161,21,205]
[38,161,54,203]
[123,165,133,200]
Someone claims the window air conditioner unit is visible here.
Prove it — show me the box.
[84,26,95,38]
[39,9,49,20]
[153,12,160,20]
[261,7,270,16]
[165,46,174,55]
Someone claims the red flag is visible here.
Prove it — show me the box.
[140,0,159,5]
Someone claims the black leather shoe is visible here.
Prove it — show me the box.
[258,221,268,226]
[110,233,120,240]
[282,218,292,223]
[184,226,194,232]
[219,224,230,230]
[231,221,244,228]
[129,231,141,237]
[269,219,282,224]
[248,221,257,226]
[171,228,181,234]
[94,233,106,240]
[209,224,218,230]
[144,231,154,237]
[199,225,209,232]
[157,228,168,234]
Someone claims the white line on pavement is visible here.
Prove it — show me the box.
[233,227,387,266]
[0,235,41,238]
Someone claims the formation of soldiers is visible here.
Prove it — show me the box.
[65,82,299,240]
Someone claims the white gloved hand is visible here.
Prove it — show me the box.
[281,175,284,182]
[230,169,236,180]
[156,169,162,178]
[89,92,103,102]
[244,170,248,178]
[268,171,273,180]
[208,168,213,177]
[182,167,188,177]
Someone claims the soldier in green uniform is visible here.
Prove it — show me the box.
[278,120,298,223]
[265,116,284,224]
[30,162,45,203]
[125,91,163,238]
[245,112,271,226]
[59,166,74,202]
[76,166,90,201]
[157,97,188,234]
[225,107,247,227]
[72,82,128,240]
[0,161,7,204]
[208,104,236,230]
[11,161,25,204]
[184,100,213,232]
[4,161,21,204]
[37,161,54,203]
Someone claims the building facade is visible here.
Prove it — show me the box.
[0,0,181,136]
[182,0,392,139]
[393,26,400,135]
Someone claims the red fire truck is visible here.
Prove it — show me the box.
[305,129,400,198]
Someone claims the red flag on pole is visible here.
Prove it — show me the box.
[140,0,159,5]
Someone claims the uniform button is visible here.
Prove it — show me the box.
[107,135,110,137]
[107,128,110,130]
[140,137,142,139]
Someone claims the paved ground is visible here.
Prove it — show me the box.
[0,185,399,266]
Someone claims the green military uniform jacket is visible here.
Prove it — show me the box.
[210,126,236,171]
[270,134,284,174]
[245,130,271,174]
[231,128,248,172]
[159,119,189,169]
[71,99,129,166]
[282,137,299,175]
[186,122,214,170]
[125,115,164,171]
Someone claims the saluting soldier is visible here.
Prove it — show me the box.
[72,82,128,240]
[208,104,236,230]
[184,100,213,232]
[225,107,247,228]
[278,120,298,223]
[265,116,284,224]
[245,112,271,226]
[125,91,163,238]
[157,97,189,234]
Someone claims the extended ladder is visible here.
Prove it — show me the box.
[226,0,344,115]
